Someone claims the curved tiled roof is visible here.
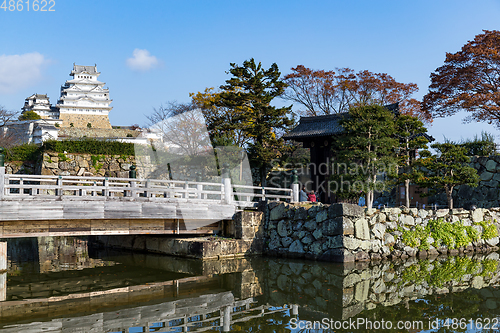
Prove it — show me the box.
[283,103,429,141]
[283,113,348,140]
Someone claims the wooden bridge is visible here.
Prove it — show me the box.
[0,166,295,239]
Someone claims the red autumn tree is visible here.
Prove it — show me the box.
[282,65,430,122]
[422,30,500,127]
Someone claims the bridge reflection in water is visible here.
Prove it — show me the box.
[1,237,500,332]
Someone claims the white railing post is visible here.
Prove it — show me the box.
[19,177,24,195]
[292,183,299,203]
[0,167,4,199]
[197,183,203,199]
[145,180,151,197]
[102,178,109,197]
[56,176,62,196]
[223,305,231,332]
[130,180,137,198]
[223,178,232,204]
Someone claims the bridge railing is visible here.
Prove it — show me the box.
[0,171,295,205]
[1,174,225,201]
[231,184,293,205]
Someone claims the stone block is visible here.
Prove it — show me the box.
[435,209,449,218]
[315,209,328,223]
[302,235,314,244]
[270,204,287,220]
[383,233,395,246]
[323,217,353,236]
[304,219,317,231]
[294,207,308,220]
[289,240,305,254]
[328,203,364,218]
[44,162,58,169]
[59,162,70,170]
[328,235,343,249]
[485,237,499,247]
[418,209,429,218]
[480,171,494,181]
[281,236,293,248]
[344,237,361,250]
[354,218,370,240]
[399,214,415,226]
[318,248,355,262]
[355,251,369,261]
[472,209,484,222]
[312,229,323,240]
[371,223,386,240]
[486,159,497,172]
[309,241,323,256]
[277,220,291,237]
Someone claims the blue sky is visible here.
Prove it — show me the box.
[1,0,500,143]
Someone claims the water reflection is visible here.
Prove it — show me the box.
[0,237,500,332]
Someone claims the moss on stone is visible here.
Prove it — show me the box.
[400,218,497,250]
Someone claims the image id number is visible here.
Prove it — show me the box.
[1,0,55,11]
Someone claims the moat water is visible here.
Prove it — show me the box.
[0,237,500,332]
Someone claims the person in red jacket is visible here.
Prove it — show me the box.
[307,191,316,202]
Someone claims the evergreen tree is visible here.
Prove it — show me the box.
[395,115,430,207]
[332,105,398,208]
[216,58,293,186]
[413,143,479,209]
[18,111,41,121]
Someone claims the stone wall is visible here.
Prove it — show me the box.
[58,127,138,139]
[58,113,112,129]
[259,253,500,320]
[5,161,37,175]
[41,152,136,177]
[265,202,500,262]
[445,155,500,209]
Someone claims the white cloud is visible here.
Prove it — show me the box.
[126,49,161,72]
[0,52,47,94]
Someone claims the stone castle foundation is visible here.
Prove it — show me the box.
[58,114,112,129]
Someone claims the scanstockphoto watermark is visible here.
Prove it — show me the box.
[274,158,399,178]
[269,177,390,195]
[289,317,500,331]
[289,317,425,330]
[268,159,397,194]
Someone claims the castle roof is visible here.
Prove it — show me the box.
[26,94,49,100]
[71,64,100,75]
[284,103,402,140]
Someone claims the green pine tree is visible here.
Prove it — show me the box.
[217,58,293,186]
[395,115,430,207]
[332,104,398,208]
[18,111,41,121]
[413,143,479,209]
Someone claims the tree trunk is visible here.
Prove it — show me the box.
[405,178,410,208]
[367,190,373,209]
[445,186,454,210]
[260,165,267,188]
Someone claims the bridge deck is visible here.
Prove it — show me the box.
[0,170,294,238]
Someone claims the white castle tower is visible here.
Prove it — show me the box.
[22,94,58,119]
[55,64,112,128]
